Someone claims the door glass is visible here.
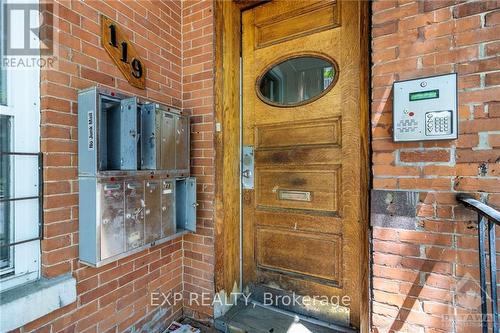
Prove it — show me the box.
[258,56,338,106]
[0,115,12,271]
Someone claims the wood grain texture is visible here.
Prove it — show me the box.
[256,227,342,284]
[358,2,371,332]
[214,0,241,296]
[255,0,340,48]
[256,168,340,212]
[256,118,341,148]
[242,0,368,329]
[101,15,145,89]
[215,1,370,330]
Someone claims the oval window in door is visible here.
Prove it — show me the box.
[257,54,339,107]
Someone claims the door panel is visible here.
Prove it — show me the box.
[256,118,341,148]
[254,0,341,49]
[256,168,340,212]
[242,0,365,328]
[256,227,342,284]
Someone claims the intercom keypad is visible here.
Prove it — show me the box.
[393,73,457,142]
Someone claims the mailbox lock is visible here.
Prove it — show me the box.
[242,170,252,178]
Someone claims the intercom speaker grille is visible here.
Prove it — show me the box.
[397,119,418,134]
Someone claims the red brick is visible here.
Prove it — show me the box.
[27,2,198,332]
[399,150,450,163]
[486,71,500,86]
[453,1,500,18]
[454,177,500,192]
[399,231,452,246]
[485,9,500,26]
[456,149,500,163]
[422,0,455,12]
[489,101,500,117]
[486,41,500,56]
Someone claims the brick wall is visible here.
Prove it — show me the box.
[13,1,204,332]
[12,0,500,332]
[371,1,500,332]
[181,0,215,321]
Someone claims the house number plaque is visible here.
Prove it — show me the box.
[101,15,146,89]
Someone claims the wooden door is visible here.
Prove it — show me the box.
[242,0,368,328]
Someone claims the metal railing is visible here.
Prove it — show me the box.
[0,152,44,248]
[457,194,500,333]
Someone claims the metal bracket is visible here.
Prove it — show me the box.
[242,146,254,189]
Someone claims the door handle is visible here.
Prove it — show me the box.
[242,146,254,189]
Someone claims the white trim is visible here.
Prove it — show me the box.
[0,0,41,291]
[0,274,77,332]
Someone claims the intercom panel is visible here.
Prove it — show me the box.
[393,73,457,142]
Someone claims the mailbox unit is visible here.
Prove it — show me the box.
[78,87,196,267]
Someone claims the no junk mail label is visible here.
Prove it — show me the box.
[101,15,146,89]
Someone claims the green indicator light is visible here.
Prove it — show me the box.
[409,89,439,101]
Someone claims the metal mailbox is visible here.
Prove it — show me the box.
[176,178,197,232]
[124,181,145,251]
[78,87,138,175]
[161,180,176,237]
[78,87,196,267]
[140,103,190,172]
[144,180,162,244]
[100,182,125,260]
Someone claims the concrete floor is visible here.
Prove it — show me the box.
[213,301,357,333]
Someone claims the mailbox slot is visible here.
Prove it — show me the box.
[100,182,125,260]
[176,177,197,232]
[124,181,145,251]
[144,181,162,244]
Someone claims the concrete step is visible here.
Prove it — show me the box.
[214,301,357,333]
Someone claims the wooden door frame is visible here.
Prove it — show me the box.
[213,1,371,331]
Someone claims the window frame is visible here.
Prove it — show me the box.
[0,0,41,291]
[255,52,340,108]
